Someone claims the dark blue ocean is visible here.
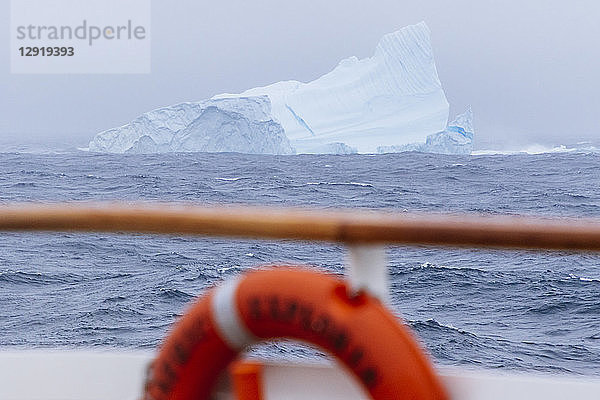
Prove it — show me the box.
[1,151,599,375]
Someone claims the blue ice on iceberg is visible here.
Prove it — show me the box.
[378,107,474,155]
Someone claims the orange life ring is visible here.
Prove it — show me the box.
[143,267,448,400]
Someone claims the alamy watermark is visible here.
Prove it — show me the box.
[11,0,151,74]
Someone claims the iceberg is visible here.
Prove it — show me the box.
[378,107,473,155]
[89,22,472,155]
[89,97,294,154]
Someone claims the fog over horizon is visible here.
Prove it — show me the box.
[1,0,599,151]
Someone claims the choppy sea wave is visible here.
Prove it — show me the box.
[0,150,599,375]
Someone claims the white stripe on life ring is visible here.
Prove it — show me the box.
[212,276,256,350]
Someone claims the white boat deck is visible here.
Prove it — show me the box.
[1,350,599,400]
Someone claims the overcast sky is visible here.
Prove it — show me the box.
[1,0,599,150]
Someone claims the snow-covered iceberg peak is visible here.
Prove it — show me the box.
[215,21,449,154]
[373,22,446,96]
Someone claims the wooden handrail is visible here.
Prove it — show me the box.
[0,203,598,251]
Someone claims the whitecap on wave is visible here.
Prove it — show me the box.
[305,181,373,187]
[567,273,600,283]
[473,144,600,156]
[215,177,243,181]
